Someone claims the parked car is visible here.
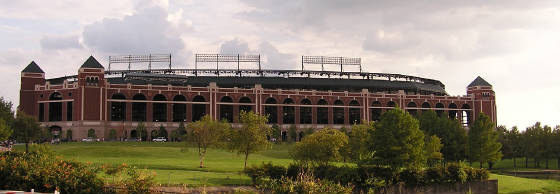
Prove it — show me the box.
[81,138,100,142]
[152,137,167,142]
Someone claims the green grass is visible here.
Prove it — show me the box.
[470,157,560,171]
[490,174,560,194]
[16,142,294,186]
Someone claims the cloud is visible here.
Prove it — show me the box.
[40,34,83,50]
[218,38,297,70]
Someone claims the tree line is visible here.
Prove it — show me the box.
[498,123,560,169]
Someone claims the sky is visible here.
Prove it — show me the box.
[1,0,559,130]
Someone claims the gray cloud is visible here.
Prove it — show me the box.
[218,38,297,70]
[82,5,188,66]
[40,34,82,50]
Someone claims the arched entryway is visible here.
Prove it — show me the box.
[132,93,147,121]
[300,99,312,124]
[220,96,234,123]
[110,93,126,121]
[192,95,207,122]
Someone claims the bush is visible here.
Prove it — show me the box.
[245,162,287,184]
[257,173,353,194]
[0,145,105,194]
[399,169,426,186]
[118,166,155,194]
[445,163,467,183]
[465,167,489,182]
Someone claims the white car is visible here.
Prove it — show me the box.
[81,138,100,142]
[152,137,167,142]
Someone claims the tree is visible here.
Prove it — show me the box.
[229,111,272,170]
[170,122,187,142]
[271,124,281,142]
[157,125,168,139]
[291,128,348,167]
[66,129,73,141]
[501,126,521,168]
[136,122,147,141]
[425,135,443,167]
[369,107,425,170]
[344,122,373,163]
[288,125,297,142]
[187,115,230,168]
[0,119,12,141]
[109,129,117,141]
[88,128,97,138]
[419,110,467,162]
[553,126,560,169]
[468,113,502,169]
[12,111,42,152]
[0,97,14,127]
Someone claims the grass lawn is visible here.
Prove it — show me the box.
[490,173,560,194]
[470,158,560,171]
[16,142,294,186]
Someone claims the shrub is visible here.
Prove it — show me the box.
[257,173,353,194]
[118,166,156,194]
[445,163,467,183]
[0,145,104,194]
[399,169,426,186]
[425,167,445,184]
[245,162,287,184]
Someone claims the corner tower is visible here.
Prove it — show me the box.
[77,56,106,121]
[467,76,497,124]
[20,61,45,117]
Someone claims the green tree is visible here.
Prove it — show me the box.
[0,118,12,141]
[425,135,443,167]
[66,129,73,141]
[109,129,117,141]
[468,113,502,169]
[370,107,425,170]
[288,125,297,142]
[553,126,560,169]
[271,124,281,142]
[344,122,373,163]
[291,128,349,167]
[229,111,272,170]
[187,115,230,168]
[501,126,522,168]
[87,128,97,138]
[157,125,168,139]
[419,110,467,161]
[171,122,187,142]
[12,111,42,152]
[0,97,14,127]
[136,122,147,141]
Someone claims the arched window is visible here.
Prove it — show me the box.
[461,104,471,127]
[333,100,344,124]
[421,102,431,113]
[349,100,361,124]
[283,98,295,124]
[300,99,312,124]
[264,98,277,124]
[192,95,206,122]
[387,101,396,108]
[435,103,445,117]
[220,96,233,123]
[49,92,62,122]
[172,95,187,122]
[239,97,252,113]
[448,103,458,120]
[132,93,147,121]
[110,93,126,121]
[371,101,382,121]
[153,94,167,122]
[407,102,417,116]
[317,99,328,124]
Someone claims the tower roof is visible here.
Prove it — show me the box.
[80,56,104,69]
[468,76,492,87]
[21,61,44,73]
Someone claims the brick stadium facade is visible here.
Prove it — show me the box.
[19,56,497,141]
